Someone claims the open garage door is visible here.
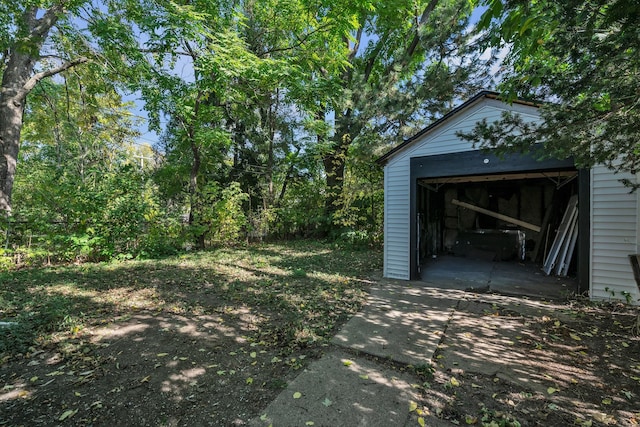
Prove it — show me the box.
[409,149,589,295]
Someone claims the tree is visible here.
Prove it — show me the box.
[0,2,89,215]
[468,0,640,180]
[145,0,361,244]
[318,0,490,221]
[12,66,164,260]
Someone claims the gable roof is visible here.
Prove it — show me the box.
[376,90,538,165]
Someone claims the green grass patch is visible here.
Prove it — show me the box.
[0,240,381,357]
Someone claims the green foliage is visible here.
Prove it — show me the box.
[472,0,640,179]
[206,182,250,246]
[7,66,182,264]
[2,0,495,261]
[480,406,521,427]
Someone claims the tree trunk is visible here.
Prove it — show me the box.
[187,125,205,250]
[323,112,362,220]
[322,134,348,216]
[0,51,31,215]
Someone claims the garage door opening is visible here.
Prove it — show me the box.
[415,170,581,298]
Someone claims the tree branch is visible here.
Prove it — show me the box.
[348,26,363,62]
[406,0,439,59]
[32,3,66,40]
[23,57,89,93]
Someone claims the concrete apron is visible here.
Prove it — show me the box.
[249,281,569,426]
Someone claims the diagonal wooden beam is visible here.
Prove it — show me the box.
[451,199,541,232]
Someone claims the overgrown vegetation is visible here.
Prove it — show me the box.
[0,0,493,268]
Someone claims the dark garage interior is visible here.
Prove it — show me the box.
[413,164,585,299]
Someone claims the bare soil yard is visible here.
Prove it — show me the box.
[1,241,639,426]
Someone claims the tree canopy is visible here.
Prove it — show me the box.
[466,0,640,181]
[4,0,636,263]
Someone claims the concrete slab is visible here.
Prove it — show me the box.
[435,298,589,394]
[421,255,577,300]
[248,349,421,427]
[248,278,583,426]
[331,283,460,366]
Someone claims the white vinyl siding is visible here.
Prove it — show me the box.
[590,165,640,303]
[383,157,411,279]
[384,158,411,280]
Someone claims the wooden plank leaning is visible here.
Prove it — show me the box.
[451,199,541,232]
[543,195,578,275]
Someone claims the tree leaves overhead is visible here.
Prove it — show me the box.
[3,0,494,253]
[471,0,640,179]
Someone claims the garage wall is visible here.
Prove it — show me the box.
[383,158,411,279]
[590,165,640,303]
[382,96,542,280]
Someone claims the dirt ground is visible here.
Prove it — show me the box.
[1,308,310,426]
[416,298,640,427]
[1,245,640,426]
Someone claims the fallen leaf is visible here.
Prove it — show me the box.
[305,422,314,426]
[293,392,302,399]
[260,414,268,421]
[418,417,425,427]
[141,376,150,383]
[157,353,169,357]
[409,401,418,412]
[343,360,353,367]
[359,374,369,380]
[322,398,332,407]
[450,377,460,387]
[593,412,615,424]
[246,377,253,385]
[30,376,38,382]
[570,333,582,341]
[547,387,557,395]
[250,352,257,358]
[602,398,612,405]
[59,409,78,421]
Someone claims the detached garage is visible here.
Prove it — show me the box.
[377,91,640,304]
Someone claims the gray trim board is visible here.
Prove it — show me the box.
[577,169,590,295]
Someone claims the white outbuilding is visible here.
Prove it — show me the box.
[377,91,640,304]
